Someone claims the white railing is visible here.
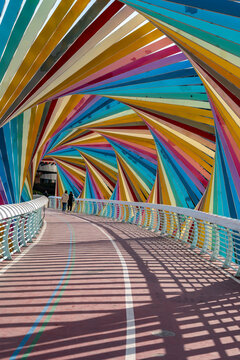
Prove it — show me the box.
[49,197,240,277]
[0,196,48,261]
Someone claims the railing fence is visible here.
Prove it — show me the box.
[49,196,240,277]
[0,197,48,261]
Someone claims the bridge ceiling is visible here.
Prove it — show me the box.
[0,0,239,218]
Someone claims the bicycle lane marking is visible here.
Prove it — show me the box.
[90,221,136,360]
[69,214,136,360]
[10,222,75,360]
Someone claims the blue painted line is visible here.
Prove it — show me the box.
[10,223,73,360]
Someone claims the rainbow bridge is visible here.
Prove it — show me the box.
[0,1,240,359]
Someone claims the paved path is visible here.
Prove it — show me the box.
[0,209,240,360]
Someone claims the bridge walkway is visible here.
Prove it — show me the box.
[0,209,239,360]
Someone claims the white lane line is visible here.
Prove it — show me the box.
[51,212,136,358]
[80,217,136,360]
[91,222,136,360]
[0,220,47,276]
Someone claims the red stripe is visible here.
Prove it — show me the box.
[12,1,125,116]
[132,106,216,142]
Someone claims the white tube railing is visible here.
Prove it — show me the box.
[0,196,48,262]
[48,197,240,277]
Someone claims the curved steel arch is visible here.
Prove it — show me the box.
[0,0,239,219]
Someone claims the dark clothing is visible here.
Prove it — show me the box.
[68,193,74,203]
[67,193,74,211]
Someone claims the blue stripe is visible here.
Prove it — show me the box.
[122,0,240,25]
[123,0,240,42]
[0,0,4,15]
[0,0,22,58]
[10,223,73,359]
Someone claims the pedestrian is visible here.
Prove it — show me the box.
[61,190,69,212]
[44,190,48,197]
[68,191,74,212]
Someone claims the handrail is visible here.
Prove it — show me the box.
[50,197,240,231]
[0,196,48,261]
[49,196,240,277]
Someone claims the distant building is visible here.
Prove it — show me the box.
[36,162,57,184]
[33,162,57,195]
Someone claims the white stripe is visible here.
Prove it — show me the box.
[0,220,47,276]
[83,218,136,360]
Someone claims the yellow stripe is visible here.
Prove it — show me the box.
[158,153,176,206]
[107,97,214,124]
[142,112,214,158]
[0,0,57,98]
[0,0,90,120]
[20,110,31,194]
[144,14,240,89]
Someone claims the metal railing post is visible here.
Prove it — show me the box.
[30,212,36,239]
[122,204,127,222]
[20,217,27,247]
[181,218,191,245]
[190,220,199,249]
[200,222,210,255]
[142,208,149,228]
[3,219,12,260]
[137,207,143,227]
[235,265,240,278]
[210,224,220,261]
[99,202,104,217]
[148,209,155,230]
[169,212,175,236]
[175,214,181,238]
[26,214,33,243]
[118,204,123,221]
[223,229,233,269]
[160,211,167,235]
[154,209,161,232]
[46,197,240,277]
[37,208,43,231]
[0,197,48,263]
[126,205,132,223]
[12,217,21,253]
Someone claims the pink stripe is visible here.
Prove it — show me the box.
[52,95,101,137]
[149,124,208,192]
[46,38,179,101]
[78,52,185,93]
[211,102,240,196]
[56,163,84,190]
[100,133,158,163]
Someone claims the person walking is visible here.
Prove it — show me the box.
[61,190,69,212]
[68,191,74,212]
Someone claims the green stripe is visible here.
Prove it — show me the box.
[21,225,76,359]
[125,2,240,57]
[0,0,40,82]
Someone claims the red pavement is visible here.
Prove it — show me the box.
[0,209,240,360]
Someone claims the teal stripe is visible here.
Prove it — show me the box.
[123,1,240,57]
[0,0,40,82]
[10,222,75,359]
[0,0,22,58]
[87,89,208,101]
[130,1,240,44]
[21,224,76,359]
[122,0,240,31]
